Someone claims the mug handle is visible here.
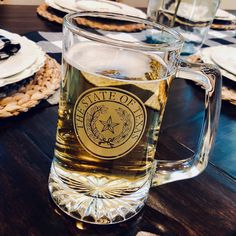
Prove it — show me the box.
[152,60,222,187]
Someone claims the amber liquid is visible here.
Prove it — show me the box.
[49,42,173,224]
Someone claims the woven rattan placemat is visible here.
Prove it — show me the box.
[37,3,236,31]
[0,55,61,118]
[37,3,145,32]
[37,3,64,24]
[211,23,236,30]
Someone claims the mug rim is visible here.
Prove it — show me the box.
[64,12,184,52]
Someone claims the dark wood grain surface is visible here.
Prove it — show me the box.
[0,5,61,34]
[0,5,236,236]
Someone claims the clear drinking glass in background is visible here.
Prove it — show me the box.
[147,0,220,55]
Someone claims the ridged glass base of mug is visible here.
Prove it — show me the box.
[48,164,150,224]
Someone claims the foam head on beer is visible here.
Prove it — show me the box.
[65,42,168,81]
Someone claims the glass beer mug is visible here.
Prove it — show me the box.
[49,12,221,224]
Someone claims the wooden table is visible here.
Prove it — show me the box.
[0,5,236,236]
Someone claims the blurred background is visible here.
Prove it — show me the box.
[0,0,235,9]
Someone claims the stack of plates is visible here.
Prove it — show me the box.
[201,46,236,105]
[45,0,147,19]
[0,30,45,94]
[212,9,236,30]
[214,9,236,23]
[201,46,236,82]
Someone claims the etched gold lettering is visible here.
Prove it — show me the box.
[93,92,101,102]
[86,94,93,104]
[136,120,144,129]
[133,107,142,114]
[74,87,147,159]
[133,107,144,120]
[126,98,136,107]
[99,91,107,100]
[109,91,116,101]
[132,120,144,139]
[120,95,128,104]
[135,113,143,120]
[81,99,89,108]
[76,118,83,128]
[76,107,84,116]
[75,108,84,128]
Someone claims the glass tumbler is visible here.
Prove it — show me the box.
[49,12,221,224]
[147,0,220,55]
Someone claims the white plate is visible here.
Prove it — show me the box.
[215,9,236,21]
[45,0,74,13]
[201,46,236,82]
[167,2,212,22]
[0,30,40,79]
[76,0,123,12]
[0,49,46,87]
[54,0,146,18]
[211,46,236,76]
[54,0,78,12]
[77,0,147,18]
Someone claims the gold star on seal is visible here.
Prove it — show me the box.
[100,116,119,134]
